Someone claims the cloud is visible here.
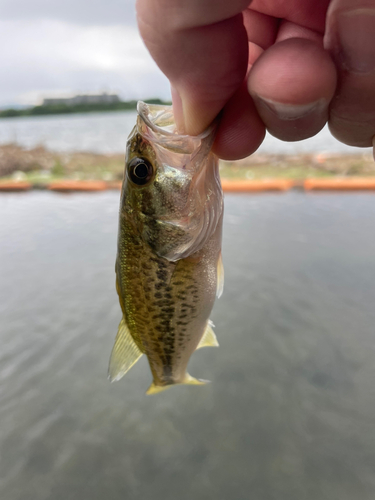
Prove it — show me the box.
[0,19,170,106]
[0,0,138,26]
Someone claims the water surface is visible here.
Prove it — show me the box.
[0,111,371,155]
[1,192,375,499]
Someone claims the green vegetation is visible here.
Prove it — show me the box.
[0,98,171,119]
[219,163,335,180]
[1,144,374,183]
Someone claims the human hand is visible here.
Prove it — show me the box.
[136,0,375,160]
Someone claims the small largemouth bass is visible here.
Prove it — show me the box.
[109,102,224,394]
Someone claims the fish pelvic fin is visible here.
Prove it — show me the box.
[216,252,224,298]
[196,320,219,349]
[108,317,143,382]
[146,374,209,396]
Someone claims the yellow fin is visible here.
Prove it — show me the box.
[108,317,143,382]
[115,271,125,315]
[196,320,219,349]
[146,374,208,396]
[216,252,224,298]
[146,383,173,396]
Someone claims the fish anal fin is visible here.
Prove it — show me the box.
[196,320,219,349]
[216,252,224,298]
[108,317,143,382]
[115,273,125,315]
[146,374,209,396]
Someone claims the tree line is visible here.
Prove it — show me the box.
[0,98,171,118]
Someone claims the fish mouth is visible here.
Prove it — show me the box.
[137,101,216,155]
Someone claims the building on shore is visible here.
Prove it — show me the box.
[42,93,120,106]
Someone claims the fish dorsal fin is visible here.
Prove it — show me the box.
[196,320,219,349]
[146,374,208,395]
[108,317,143,382]
[216,252,224,298]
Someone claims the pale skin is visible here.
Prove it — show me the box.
[136,0,375,160]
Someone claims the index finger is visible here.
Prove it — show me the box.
[136,0,250,135]
[325,0,375,146]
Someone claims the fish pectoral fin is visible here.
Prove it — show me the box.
[146,374,209,396]
[108,317,143,382]
[196,320,219,349]
[216,252,224,298]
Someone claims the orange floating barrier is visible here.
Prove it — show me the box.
[0,181,32,192]
[106,181,122,190]
[221,179,294,192]
[304,177,375,191]
[47,180,107,192]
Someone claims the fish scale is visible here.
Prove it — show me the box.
[108,102,224,394]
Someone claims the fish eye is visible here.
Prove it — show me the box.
[128,157,153,186]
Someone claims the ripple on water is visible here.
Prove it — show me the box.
[1,192,375,500]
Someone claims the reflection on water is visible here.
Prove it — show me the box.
[0,111,371,155]
[1,192,375,499]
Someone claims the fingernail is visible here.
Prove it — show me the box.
[171,86,185,134]
[255,97,327,120]
[337,9,375,74]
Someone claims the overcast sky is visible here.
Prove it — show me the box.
[0,0,170,106]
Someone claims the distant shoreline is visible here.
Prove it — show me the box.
[0,99,171,119]
[0,144,374,184]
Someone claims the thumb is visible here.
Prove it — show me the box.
[137,0,250,135]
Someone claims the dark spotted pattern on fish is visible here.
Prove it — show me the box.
[114,103,223,390]
[117,214,216,385]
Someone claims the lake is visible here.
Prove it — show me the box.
[0,111,372,155]
[1,191,375,499]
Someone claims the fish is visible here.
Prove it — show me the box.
[108,101,224,395]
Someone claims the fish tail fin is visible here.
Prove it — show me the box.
[146,383,171,396]
[183,373,209,386]
[146,374,209,396]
